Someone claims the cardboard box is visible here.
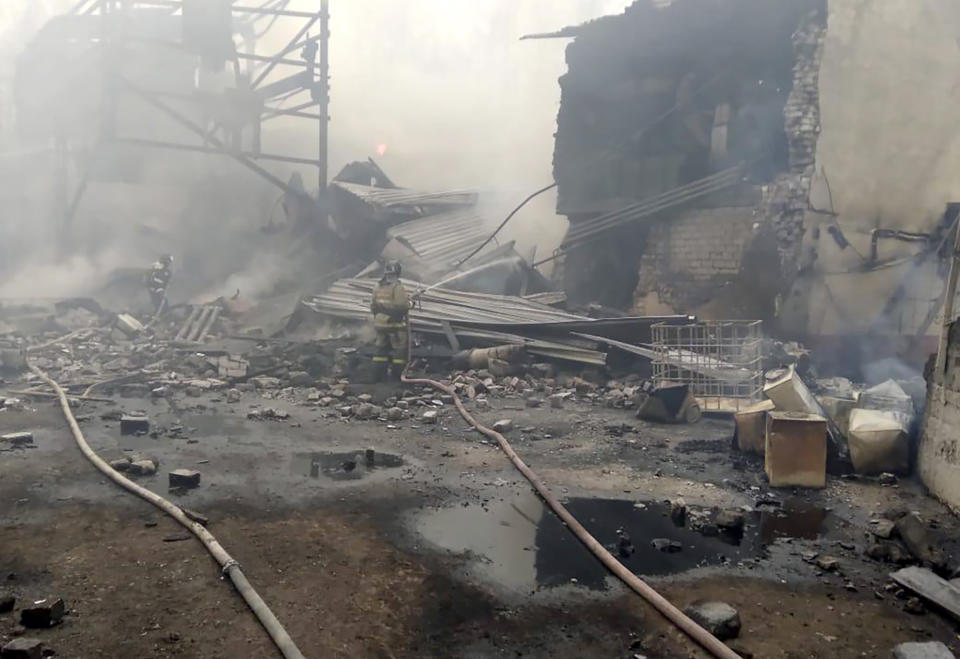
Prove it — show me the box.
[765,411,827,488]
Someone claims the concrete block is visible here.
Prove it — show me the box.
[765,411,827,488]
[115,313,144,338]
[421,410,438,424]
[20,597,64,628]
[1,432,34,447]
[169,469,201,489]
[1,638,44,659]
[120,413,149,435]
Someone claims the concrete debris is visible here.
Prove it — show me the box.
[247,408,290,421]
[871,518,897,539]
[20,597,64,628]
[682,601,741,640]
[115,313,144,337]
[385,407,405,421]
[1,432,34,447]
[169,469,201,489]
[422,410,438,424]
[216,355,248,378]
[892,642,956,659]
[894,514,948,571]
[250,376,282,389]
[891,567,960,621]
[1,638,44,659]
[226,388,242,403]
[354,403,382,420]
[816,556,840,572]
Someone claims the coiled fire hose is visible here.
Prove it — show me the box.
[25,356,306,659]
[401,330,742,659]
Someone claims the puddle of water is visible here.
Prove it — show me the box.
[757,498,828,544]
[415,495,831,593]
[292,450,404,481]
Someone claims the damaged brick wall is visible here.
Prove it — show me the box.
[765,10,827,274]
[633,207,758,313]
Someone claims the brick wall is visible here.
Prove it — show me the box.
[633,207,758,312]
[919,322,960,511]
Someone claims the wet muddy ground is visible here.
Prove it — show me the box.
[2,381,960,657]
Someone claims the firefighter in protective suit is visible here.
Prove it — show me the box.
[146,254,173,313]
[370,261,411,379]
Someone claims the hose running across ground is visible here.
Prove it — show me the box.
[401,339,742,659]
[25,357,307,659]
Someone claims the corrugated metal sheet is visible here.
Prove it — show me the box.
[332,181,479,212]
[300,278,607,365]
[385,209,494,269]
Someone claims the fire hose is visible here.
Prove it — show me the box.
[25,355,306,659]
[400,330,742,659]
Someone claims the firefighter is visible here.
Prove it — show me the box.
[146,254,173,313]
[370,260,411,380]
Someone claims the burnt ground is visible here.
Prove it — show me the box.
[2,380,960,658]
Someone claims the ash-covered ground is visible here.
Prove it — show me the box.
[2,328,959,658]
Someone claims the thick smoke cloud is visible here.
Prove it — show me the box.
[0,1,630,299]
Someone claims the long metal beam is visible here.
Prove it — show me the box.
[113,136,323,167]
[117,80,315,198]
[251,14,319,88]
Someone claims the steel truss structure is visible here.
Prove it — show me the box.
[54,0,330,224]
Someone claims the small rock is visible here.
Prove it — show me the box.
[683,600,740,640]
[892,641,955,659]
[422,410,439,424]
[109,457,133,472]
[385,407,405,421]
[1,638,44,659]
[816,556,840,572]
[525,397,543,408]
[226,389,241,403]
[651,538,683,553]
[130,459,158,476]
[904,597,926,615]
[549,394,565,409]
[169,469,201,489]
[354,403,382,420]
[492,419,513,433]
[475,398,492,411]
[871,519,896,539]
[0,594,14,613]
[20,598,64,628]
[357,393,374,403]
[396,400,410,410]
[879,472,898,486]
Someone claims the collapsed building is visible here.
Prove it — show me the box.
[539,0,960,377]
